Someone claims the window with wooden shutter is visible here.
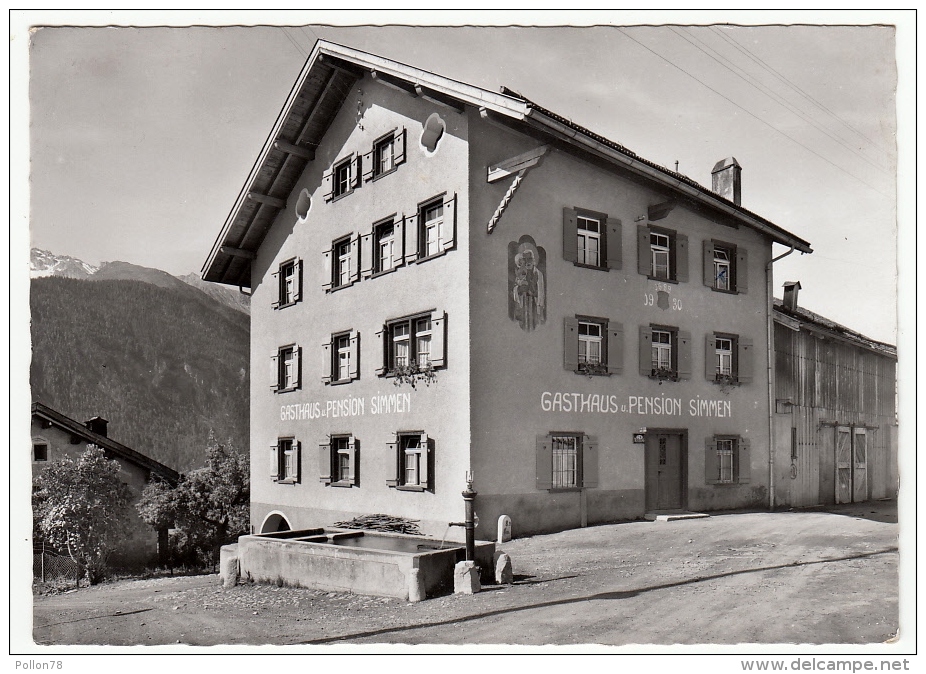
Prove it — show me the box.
[270,442,280,480]
[535,434,553,490]
[361,149,374,182]
[349,233,360,284]
[703,240,714,288]
[582,435,599,488]
[404,213,419,264]
[441,194,456,252]
[347,435,358,486]
[360,231,374,278]
[605,216,622,270]
[348,330,360,380]
[318,441,332,484]
[286,440,300,483]
[638,325,654,376]
[418,433,430,489]
[349,154,360,189]
[375,325,388,376]
[270,268,281,309]
[563,208,579,263]
[736,247,748,293]
[738,337,754,384]
[270,351,280,391]
[677,330,692,380]
[321,167,333,202]
[564,317,579,371]
[321,247,333,291]
[704,437,720,485]
[675,233,689,282]
[388,432,430,490]
[430,311,446,367]
[637,225,651,275]
[321,339,332,384]
[393,127,406,166]
[737,437,751,483]
[385,433,399,487]
[705,333,718,380]
[607,321,624,375]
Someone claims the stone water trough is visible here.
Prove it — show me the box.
[224,528,495,601]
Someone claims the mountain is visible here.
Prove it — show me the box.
[29,249,250,315]
[30,248,98,279]
[29,252,251,472]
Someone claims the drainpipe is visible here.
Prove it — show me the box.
[767,246,795,511]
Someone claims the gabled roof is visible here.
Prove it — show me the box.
[203,40,812,288]
[772,300,897,360]
[31,402,180,484]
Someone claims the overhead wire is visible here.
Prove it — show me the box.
[615,27,891,199]
[671,27,891,175]
[710,26,891,158]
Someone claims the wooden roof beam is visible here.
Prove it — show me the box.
[294,70,343,147]
[371,70,419,97]
[247,192,287,209]
[219,246,256,260]
[415,85,465,113]
[273,139,315,161]
[318,54,367,79]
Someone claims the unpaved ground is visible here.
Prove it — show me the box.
[31,502,898,647]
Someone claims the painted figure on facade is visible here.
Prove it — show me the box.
[508,235,546,331]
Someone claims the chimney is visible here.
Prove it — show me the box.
[85,416,109,437]
[782,281,801,311]
[711,157,742,205]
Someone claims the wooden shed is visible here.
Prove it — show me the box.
[772,284,897,507]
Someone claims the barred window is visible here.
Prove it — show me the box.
[552,435,579,488]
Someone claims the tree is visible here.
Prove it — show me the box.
[33,445,132,585]
[137,434,249,568]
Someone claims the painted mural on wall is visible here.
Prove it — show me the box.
[508,235,546,331]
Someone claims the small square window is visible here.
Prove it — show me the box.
[33,443,48,462]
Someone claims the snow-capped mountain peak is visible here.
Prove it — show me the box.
[30,248,99,279]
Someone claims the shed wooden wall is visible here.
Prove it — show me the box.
[774,322,897,506]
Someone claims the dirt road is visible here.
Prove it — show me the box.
[31,502,898,647]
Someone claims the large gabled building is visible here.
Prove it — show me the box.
[203,41,812,540]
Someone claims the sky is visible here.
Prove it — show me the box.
[19,13,906,346]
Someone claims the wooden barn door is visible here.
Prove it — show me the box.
[835,426,852,504]
[852,427,868,502]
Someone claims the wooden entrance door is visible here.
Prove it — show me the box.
[852,427,868,502]
[645,432,684,510]
[835,426,852,504]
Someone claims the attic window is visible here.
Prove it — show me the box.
[33,442,48,462]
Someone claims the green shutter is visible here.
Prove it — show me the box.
[703,239,714,287]
[637,225,651,276]
[677,330,691,380]
[738,336,754,383]
[639,325,653,376]
[582,435,599,489]
[705,333,717,381]
[704,437,720,485]
[607,320,624,375]
[737,437,751,483]
[562,208,578,263]
[536,434,553,490]
[736,246,748,293]
[564,316,579,371]
[605,216,622,270]
[675,232,689,282]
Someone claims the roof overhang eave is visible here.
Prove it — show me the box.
[524,109,813,254]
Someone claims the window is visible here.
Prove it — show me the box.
[272,258,302,308]
[362,128,407,182]
[562,207,622,270]
[376,222,396,273]
[322,234,360,291]
[577,217,601,267]
[318,435,357,487]
[361,216,404,279]
[535,433,599,491]
[322,154,360,202]
[704,333,753,384]
[564,317,623,375]
[703,240,747,293]
[404,195,456,263]
[639,325,691,380]
[637,225,688,282]
[271,345,301,392]
[578,320,603,366]
[270,437,300,483]
[33,442,48,462]
[386,432,430,490]
[322,330,359,385]
[705,435,750,484]
[377,310,446,376]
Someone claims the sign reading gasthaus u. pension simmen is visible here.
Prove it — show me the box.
[280,391,413,421]
[540,391,733,417]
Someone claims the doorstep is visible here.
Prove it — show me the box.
[644,510,710,522]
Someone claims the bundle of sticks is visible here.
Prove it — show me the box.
[333,513,423,535]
